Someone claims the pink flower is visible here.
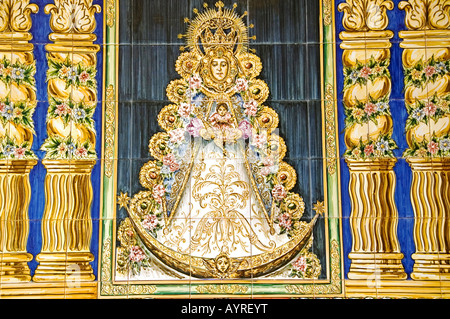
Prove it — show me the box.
[260,166,271,176]
[238,120,252,139]
[142,214,159,231]
[163,153,177,166]
[189,74,202,90]
[292,256,307,272]
[243,100,258,110]
[0,102,5,112]
[272,184,287,201]
[75,146,87,157]
[55,103,70,116]
[251,133,267,149]
[79,71,90,83]
[178,102,193,118]
[244,103,258,117]
[423,102,437,116]
[129,246,146,262]
[364,102,377,116]
[425,65,436,77]
[152,184,166,203]
[234,78,248,92]
[169,161,180,172]
[187,117,204,137]
[364,144,374,156]
[262,156,275,167]
[278,213,292,230]
[163,153,180,172]
[14,147,26,159]
[428,141,439,154]
[359,66,372,79]
[169,128,185,144]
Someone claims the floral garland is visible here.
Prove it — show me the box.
[344,134,397,160]
[43,56,98,160]
[404,134,450,158]
[116,217,153,276]
[47,97,96,131]
[344,95,390,127]
[405,94,450,131]
[404,56,449,89]
[47,56,97,89]
[343,57,389,90]
[0,137,36,160]
[0,57,36,87]
[343,56,397,160]
[0,57,37,160]
[0,98,35,133]
[288,250,321,279]
[403,55,450,158]
[41,135,96,160]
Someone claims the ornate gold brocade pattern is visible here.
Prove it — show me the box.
[104,84,115,178]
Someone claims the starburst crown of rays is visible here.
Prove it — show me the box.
[177,1,256,55]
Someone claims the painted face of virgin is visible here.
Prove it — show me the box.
[210,58,228,81]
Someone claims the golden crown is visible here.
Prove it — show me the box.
[179,1,255,56]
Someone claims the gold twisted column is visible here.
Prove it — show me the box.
[399,0,450,280]
[338,0,406,280]
[33,0,101,282]
[0,0,38,282]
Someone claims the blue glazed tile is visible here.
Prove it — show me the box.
[117,101,133,160]
[272,101,309,159]
[248,0,307,44]
[252,44,308,101]
[132,45,181,102]
[130,101,164,160]
[308,100,324,159]
[118,45,133,101]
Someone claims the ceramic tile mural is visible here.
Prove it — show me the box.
[0,0,449,301]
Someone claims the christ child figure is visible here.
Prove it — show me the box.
[209,103,234,130]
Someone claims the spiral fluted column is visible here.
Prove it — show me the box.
[0,0,38,282]
[399,0,450,280]
[338,0,406,280]
[33,0,101,282]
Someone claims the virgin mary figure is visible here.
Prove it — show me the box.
[119,2,321,279]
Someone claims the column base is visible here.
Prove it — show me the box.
[0,281,98,299]
[0,253,33,282]
[411,253,450,281]
[345,279,450,298]
[347,253,407,280]
[32,252,95,282]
